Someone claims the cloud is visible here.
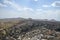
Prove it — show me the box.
[36,9,43,11]
[1,0,34,11]
[51,1,60,7]
[0,6,60,21]
[23,7,34,11]
[0,3,7,7]
[42,1,60,7]
[34,0,38,2]
[42,5,51,7]
[3,0,23,11]
[32,9,59,21]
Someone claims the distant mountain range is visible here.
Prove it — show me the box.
[0,17,60,22]
[0,17,26,22]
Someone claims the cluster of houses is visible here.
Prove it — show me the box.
[21,28,60,40]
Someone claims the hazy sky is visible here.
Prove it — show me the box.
[0,0,60,21]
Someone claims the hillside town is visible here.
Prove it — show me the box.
[0,19,60,40]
